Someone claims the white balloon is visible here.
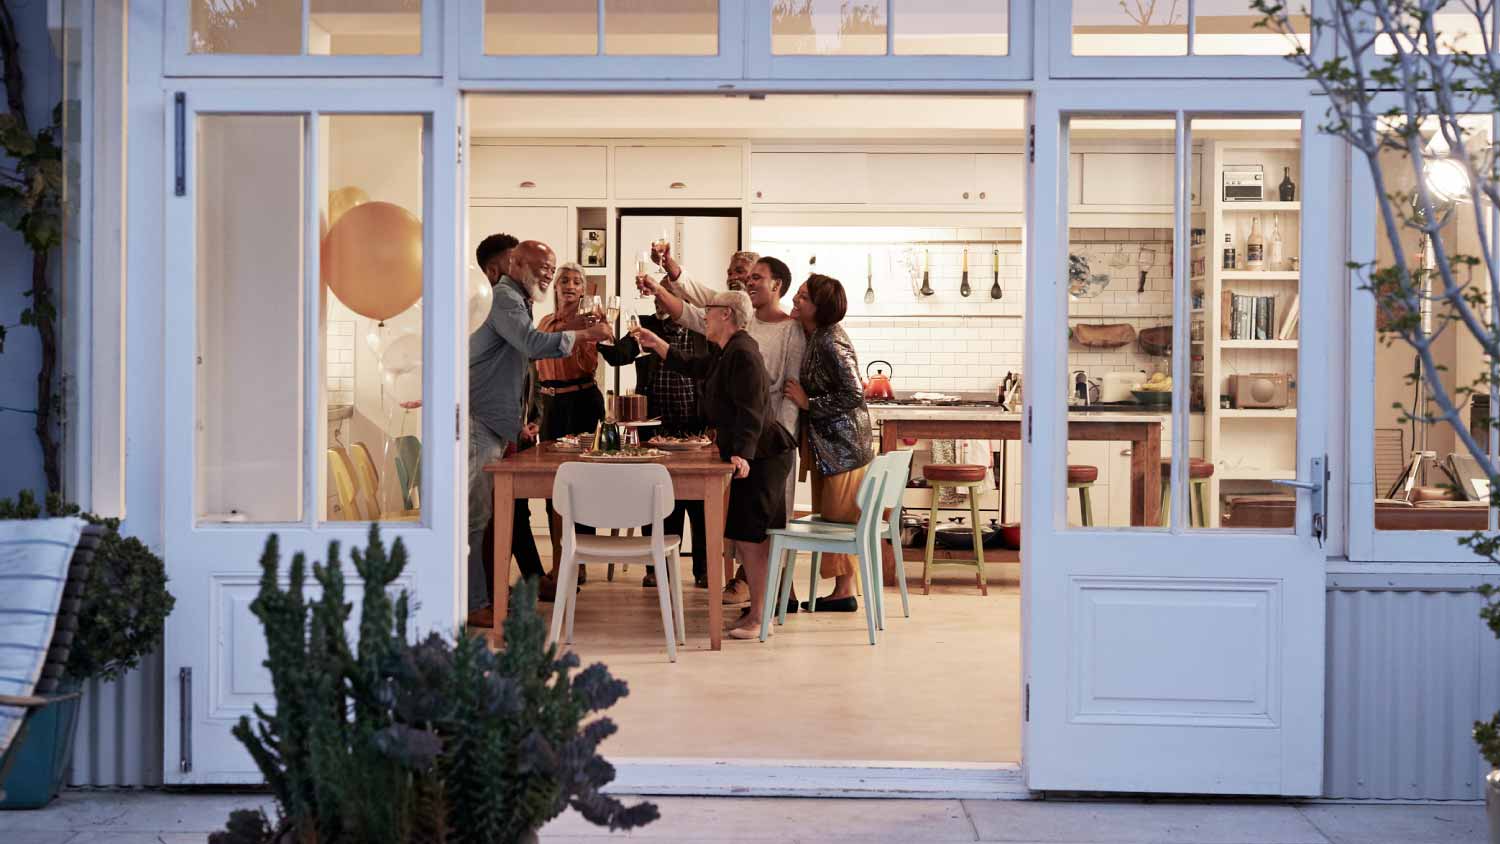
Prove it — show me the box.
[380,331,422,376]
[384,301,423,337]
[365,329,383,356]
[467,272,494,334]
[393,366,422,406]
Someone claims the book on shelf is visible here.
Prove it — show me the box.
[1224,292,1276,341]
[1276,292,1301,340]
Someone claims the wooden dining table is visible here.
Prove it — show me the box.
[483,444,736,650]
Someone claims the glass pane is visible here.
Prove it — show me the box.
[1192,0,1308,55]
[1071,0,1186,56]
[1372,116,1495,532]
[1192,117,1302,532]
[309,0,422,55]
[771,0,888,56]
[1064,116,1178,530]
[191,0,302,54]
[605,0,718,55]
[1377,11,1493,55]
[486,0,598,55]
[196,116,305,523]
[319,115,426,524]
[892,0,1007,56]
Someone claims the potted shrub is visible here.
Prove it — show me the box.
[0,492,175,809]
[211,526,656,843]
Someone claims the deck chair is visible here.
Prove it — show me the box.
[393,435,422,511]
[0,520,100,802]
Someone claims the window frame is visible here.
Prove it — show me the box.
[163,1,443,77]
[1049,0,1320,80]
[458,0,745,80]
[745,0,1032,81]
[1346,104,1500,563]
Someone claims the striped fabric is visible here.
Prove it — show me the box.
[0,517,85,754]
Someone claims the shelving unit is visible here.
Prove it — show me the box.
[1200,137,1303,525]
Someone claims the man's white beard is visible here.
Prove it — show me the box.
[520,275,545,302]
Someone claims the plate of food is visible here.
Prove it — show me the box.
[578,447,667,463]
[551,436,583,452]
[647,434,713,451]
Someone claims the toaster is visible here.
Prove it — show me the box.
[1228,373,1290,408]
[1101,371,1146,403]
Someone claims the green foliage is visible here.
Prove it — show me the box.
[215,526,656,843]
[0,104,62,356]
[0,490,175,683]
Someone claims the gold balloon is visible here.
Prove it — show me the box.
[321,201,423,322]
[327,186,369,228]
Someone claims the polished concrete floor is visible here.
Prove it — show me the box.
[545,555,1023,764]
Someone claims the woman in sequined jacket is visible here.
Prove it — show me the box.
[784,274,875,612]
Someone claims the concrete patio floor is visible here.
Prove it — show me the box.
[1,790,1488,843]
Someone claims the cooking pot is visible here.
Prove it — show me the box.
[933,517,1005,550]
[864,360,895,400]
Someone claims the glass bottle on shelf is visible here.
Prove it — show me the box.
[1267,215,1284,271]
[1246,217,1265,271]
[1222,232,1236,270]
[1279,166,1296,202]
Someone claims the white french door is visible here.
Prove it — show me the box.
[1022,86,1331,795]
[161,88,460,783]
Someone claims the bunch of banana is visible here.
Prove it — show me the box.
[1134,372,1173,392]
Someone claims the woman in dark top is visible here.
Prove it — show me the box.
[785,274,875,612]
[633,290,796,640]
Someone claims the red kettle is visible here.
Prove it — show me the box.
[864,360,895,400]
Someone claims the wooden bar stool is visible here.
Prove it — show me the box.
[920,464,988,596]
[1160,458,1215,527]
[1067,464,1099,527]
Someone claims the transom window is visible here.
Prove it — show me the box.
[189,0,423,55]
[1069,0,1308,57]
[770,0,1010,57]
[485,0,720,56]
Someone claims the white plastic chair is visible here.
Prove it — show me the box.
[760,461,888,645]
[550,462,685,662]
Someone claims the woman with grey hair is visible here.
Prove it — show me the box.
[633,290,797,640]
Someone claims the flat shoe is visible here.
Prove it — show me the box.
[721,579,751,606]
[802,595,858,613]
[727,624,764,640]
[642,572,657,588]
[694,574,709,589]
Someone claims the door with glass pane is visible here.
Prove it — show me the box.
[1024,90,1330,795]
[161,91,459,783]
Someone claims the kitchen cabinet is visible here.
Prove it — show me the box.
[614,144,743,200]
[750,152,869,204]
[470,144,607,199]
[1078,152,1202,208]
[1069,153,1084,207]
[868,153,982,205]
[975,153,1025,210]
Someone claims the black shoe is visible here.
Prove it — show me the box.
[694,574,709,589]
[642,572,657,588]
[802,595,858,613]
[577,565,588,584]
[785,596,799,614]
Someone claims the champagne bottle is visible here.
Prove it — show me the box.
[1267,215,1284,271]
[1246,217,1265,271]
[1279,166,1296,202]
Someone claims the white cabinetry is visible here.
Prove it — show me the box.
[470,144,607,199]
[868,153,979,204]
[975,153,1025,210]
[750,152,869,203]
[614,145,743,199]
[1077,152,1202,208]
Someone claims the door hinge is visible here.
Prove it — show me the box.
[1026,406,1032,443]
[178,667,192,773]
[173,92,186,197]
[456,125,463,166]
[455,404,462,442]
[1027,124,1036,163]
[1024,682,1030,722]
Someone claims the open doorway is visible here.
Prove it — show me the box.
[461,94,1027,764]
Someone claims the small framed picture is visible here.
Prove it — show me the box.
[580,229,606,267]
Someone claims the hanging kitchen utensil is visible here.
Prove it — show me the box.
[919,249,934,296]
[989,248,1002,299]
[864,251,875,304]
[864,360,895,400]
[1138,325,1172,356]
[1137,246,1156,294]
[959,248,972,297]
[1072,323,1137,348]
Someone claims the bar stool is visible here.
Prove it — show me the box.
[920,464,988,596]
[1067,464,1099,527]
[1160,458,1215,526]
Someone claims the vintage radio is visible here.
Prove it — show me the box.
[1222,165,1265,202]
[1228,373,1291,409]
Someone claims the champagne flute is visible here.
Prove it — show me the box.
[602,294,620,324]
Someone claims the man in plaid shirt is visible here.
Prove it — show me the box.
[600,305,709,587]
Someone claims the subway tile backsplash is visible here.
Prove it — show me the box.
[757,226,1179,395]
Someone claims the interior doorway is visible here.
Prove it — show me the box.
[459,93,1028,764]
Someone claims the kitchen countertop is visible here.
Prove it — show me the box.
[868,405,1168,425]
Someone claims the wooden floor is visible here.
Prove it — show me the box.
[535,555,1023,764]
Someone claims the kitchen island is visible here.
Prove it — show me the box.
[871,405,1165,527]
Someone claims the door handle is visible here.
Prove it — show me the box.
[1272,455,1327,547]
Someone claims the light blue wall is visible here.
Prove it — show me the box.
[0,0,63,503]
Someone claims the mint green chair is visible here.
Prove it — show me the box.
[393,435,421,511]
[759,462,888,645]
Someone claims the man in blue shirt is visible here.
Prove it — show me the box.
[468,237,610,616]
